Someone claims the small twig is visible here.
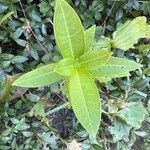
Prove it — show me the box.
[101,0,116,33]
[18,0,48,54]
[46,102,69,115]
[48,18,54,26]
[99,89,119,100]
[55,93,67,102]
[102,109,109,116]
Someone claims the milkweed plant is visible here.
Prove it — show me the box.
[13,0,150,136]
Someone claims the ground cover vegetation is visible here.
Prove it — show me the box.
[0,0,150,149]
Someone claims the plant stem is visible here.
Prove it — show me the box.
[46,102,69,115]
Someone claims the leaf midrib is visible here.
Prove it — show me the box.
[80,53,111,65]
[55,64,74,73]
[76,71,95,133]
[14,70,59,84]
[59,1,74,59]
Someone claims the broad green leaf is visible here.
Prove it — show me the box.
[112,17,150,50]
[84,25,96,51]
[54,58,75,76]
[12,64,62,87]
[117,102,148,128]
[0,12,13,25]
[54,0,84,59]
[108,120,131,142]
[79,50,112,70]
[91,56,142,80]
[69,69,100,137]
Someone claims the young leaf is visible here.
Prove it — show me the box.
[112,17,150,50]
[69,69,101,137]
[84,25,96,51]
[54,58,75,76]
[79,50,112,70]
[91,56,142,80]
[54,0,84,59]
[12,64,62,87]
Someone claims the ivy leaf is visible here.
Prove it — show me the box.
[69,69,101,137]
[91,56,142,81]
[0,3,8,13]
[12,64,62,87]
[79,50,112,70]
[11,56,28,63]
[84,25,96,51]
[31,100,46,117]
[108,120,131,142]
[112,17,150,50]
[38,2,50,13]
[54,58,75,76]
[54,0,84,59]
[117,102,148,128]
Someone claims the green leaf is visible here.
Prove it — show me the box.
[92,36,112,51]
[112,17,150,50]
[138,44,150,53]
[117,102,148,128]
[84,25,96,51]
[91,56,142,81]
[54,0,84,59]
[54,58,75,76]
[38,2,50,13]
[0,75,19,103]
[0,4,8,13]
[108,120,131,142]
[79,50,112,70]
[69,69,100,137]
[144,68,150,76]
[11,56,28,63]
[15,122,30,131]
[12,64,62,87]
[31,100,46,117]
[0,12,13,25]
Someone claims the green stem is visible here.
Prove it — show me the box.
[46,102,69,115]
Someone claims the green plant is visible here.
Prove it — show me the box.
[12,0,150,137]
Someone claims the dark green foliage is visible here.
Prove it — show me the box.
[0,0,150,149]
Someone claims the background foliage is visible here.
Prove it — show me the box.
[0,0,150,149]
